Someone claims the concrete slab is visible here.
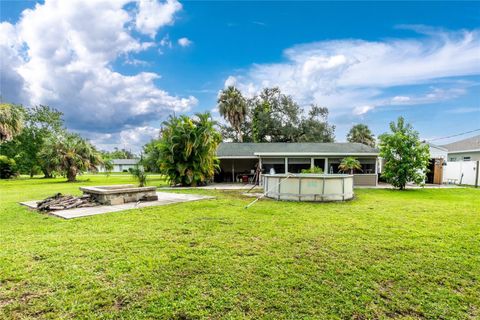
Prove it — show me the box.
[19,192,214,219]
[160,183,262,190]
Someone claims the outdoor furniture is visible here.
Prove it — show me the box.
[446,178,458,185]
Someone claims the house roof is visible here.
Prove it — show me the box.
[111,159,139,165]
[441,135,480,153]
[217,143,379,158]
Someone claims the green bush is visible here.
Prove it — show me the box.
[0,155,17,179]
[158,113,221,186]
[301,166,324,174]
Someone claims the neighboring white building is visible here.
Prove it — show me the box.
[442,135,480,162]
[98,159,140,172]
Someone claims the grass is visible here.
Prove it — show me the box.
[0,176,479,319]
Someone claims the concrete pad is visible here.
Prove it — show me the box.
[19,192,214,219]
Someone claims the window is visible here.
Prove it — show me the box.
[463,156,471,161]
[287,158,311,173]
[262,158,285,174]
[450,157,457,162]
[313,158,325,171]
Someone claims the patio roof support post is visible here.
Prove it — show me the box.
[324,158,329,173]
[285,158,288,174]
[232,160,235,183]
[311,158,314,169]
[375,158,378,186]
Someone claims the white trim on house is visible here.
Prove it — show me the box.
[254,152,379,156]
[447,149,480,154]
[217,156,259,159]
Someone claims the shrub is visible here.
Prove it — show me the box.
[131,166,147,187]
[0,155,17,179]
[301,166,324,174]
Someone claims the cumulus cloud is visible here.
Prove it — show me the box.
[0,0,196,150]
[135,0,182,38]
[177,37,192,47]
[228,27,480,116]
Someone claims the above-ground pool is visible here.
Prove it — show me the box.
[263,174,354,202]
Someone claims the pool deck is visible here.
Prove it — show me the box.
[20,192,214,219]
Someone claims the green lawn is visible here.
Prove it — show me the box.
[1,176,479,319]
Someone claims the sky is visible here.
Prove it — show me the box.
[1,0,479,152]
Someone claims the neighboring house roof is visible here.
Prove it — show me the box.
[426,143,448,152]
[217,143,379,158]
[111,159,140,165]
[441,135,480,153]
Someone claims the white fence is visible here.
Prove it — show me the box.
[443,161,479,186]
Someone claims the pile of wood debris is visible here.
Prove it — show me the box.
[37,193,99,211]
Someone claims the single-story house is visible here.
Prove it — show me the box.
[442,134,480,162]
[97,159,140,173]
[216,143,379,186]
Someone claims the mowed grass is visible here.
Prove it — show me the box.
[0,176,479,319]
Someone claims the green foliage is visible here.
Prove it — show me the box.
[0,103,24,142]
[101,147,136,159]
[141,139,162,173]
[379,117,430,189]
[131,166,148,187]
[0,105,65,177]
[0,155,17,179]
[301,166,324,174]
[338,157,362,174]
[158,113,221,186]
[40,132,103,182]
[346,124,375,147]
[218,86,247,142]
[219,87,335,143]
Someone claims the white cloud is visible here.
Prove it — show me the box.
[0,0,196,142]
[135,0,182,38]
[177,37,192,47]
[224,75,237,87]
[228,27,480,116]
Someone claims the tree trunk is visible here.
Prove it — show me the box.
[67,167,77,182]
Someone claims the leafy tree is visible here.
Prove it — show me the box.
[101,148,135,159]
[158,113,221,186]
[338,157,362,174]
[141,139,162,173]
[218,86,248,142]
[0,103,24,142]
[379,117,430,190]
[298,105,335,142]
[40,133,103,182]
[0,155,17,179]
[0,105,64,177]
[218,87,335,143]
[347,124,375,147]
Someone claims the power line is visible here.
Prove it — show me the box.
[427,128,480,142]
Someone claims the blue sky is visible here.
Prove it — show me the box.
[1,1,479,151]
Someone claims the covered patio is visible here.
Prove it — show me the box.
[215,143,380,186]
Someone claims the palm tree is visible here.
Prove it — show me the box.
[40,133,103,182]
[346,124,375,147]
[158,112,221,186]
[338,157,362,174]
[0,103,24,142]
[217,86,247,142]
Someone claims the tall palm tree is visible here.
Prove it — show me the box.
[346,124,375,147]
[40,133,103,182]
[338,157,362,174]
[0,103,24,142]
[217,86,247,142]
